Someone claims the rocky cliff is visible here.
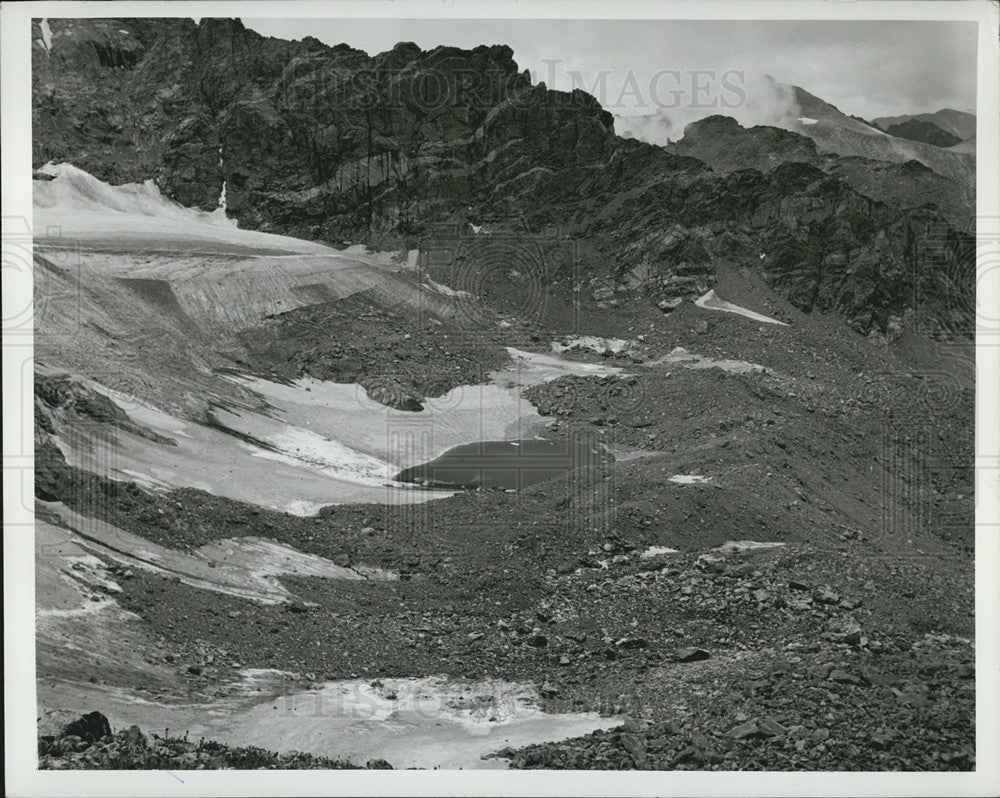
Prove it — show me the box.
[32,18,974,338]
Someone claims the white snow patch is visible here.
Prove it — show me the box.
[646,347,766,375]
[796,117,818,125]
[60,674,622,770]
[118,468,174,491]
[39,19,52,52]
[194,537,396,583]
[247,425,398,488]
[221,373,548,472]
[640,546,679,559]
[715,540,786,554]
[55,375,436,512]
[551,336,630,356]
[668,474,712,485]
[61,554,123,595]
[37,598,120,619]
[284,500,336,517]
[33,163,338,250]
[39,501,396,605]
[499,348,626,387]
[214,145,228,214]
[423,278,472,298]
[695,290,787,325]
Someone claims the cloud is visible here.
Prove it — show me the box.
[613,74,801,145]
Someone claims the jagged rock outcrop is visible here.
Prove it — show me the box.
[670,115,820,175]
[32,18,973,338]
[32,18,614,242]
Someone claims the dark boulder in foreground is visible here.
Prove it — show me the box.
[675,647,711,663]
[61,712,111,743]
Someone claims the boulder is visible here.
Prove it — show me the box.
[61,712,111,743]
[675,647,711,663]
[829,668,862,685]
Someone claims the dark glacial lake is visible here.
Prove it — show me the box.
[394,438,612,490]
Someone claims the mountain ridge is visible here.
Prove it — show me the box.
[32,17,974,339]
[873,108,976,142]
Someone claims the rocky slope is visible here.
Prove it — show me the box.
[33,296,974,769]
[948,135,977,155]
[33,18,973,339]
[30,222,975,772]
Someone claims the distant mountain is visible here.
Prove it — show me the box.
[775,82,975,193]
[872,109,976,142]
[618,79,973,194]
[784,81,888,136]
[669,115,971,229]
[877,119,962,148]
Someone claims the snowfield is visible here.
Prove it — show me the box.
[695,289,788,325]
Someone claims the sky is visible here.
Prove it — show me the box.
[244,18,978,121]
